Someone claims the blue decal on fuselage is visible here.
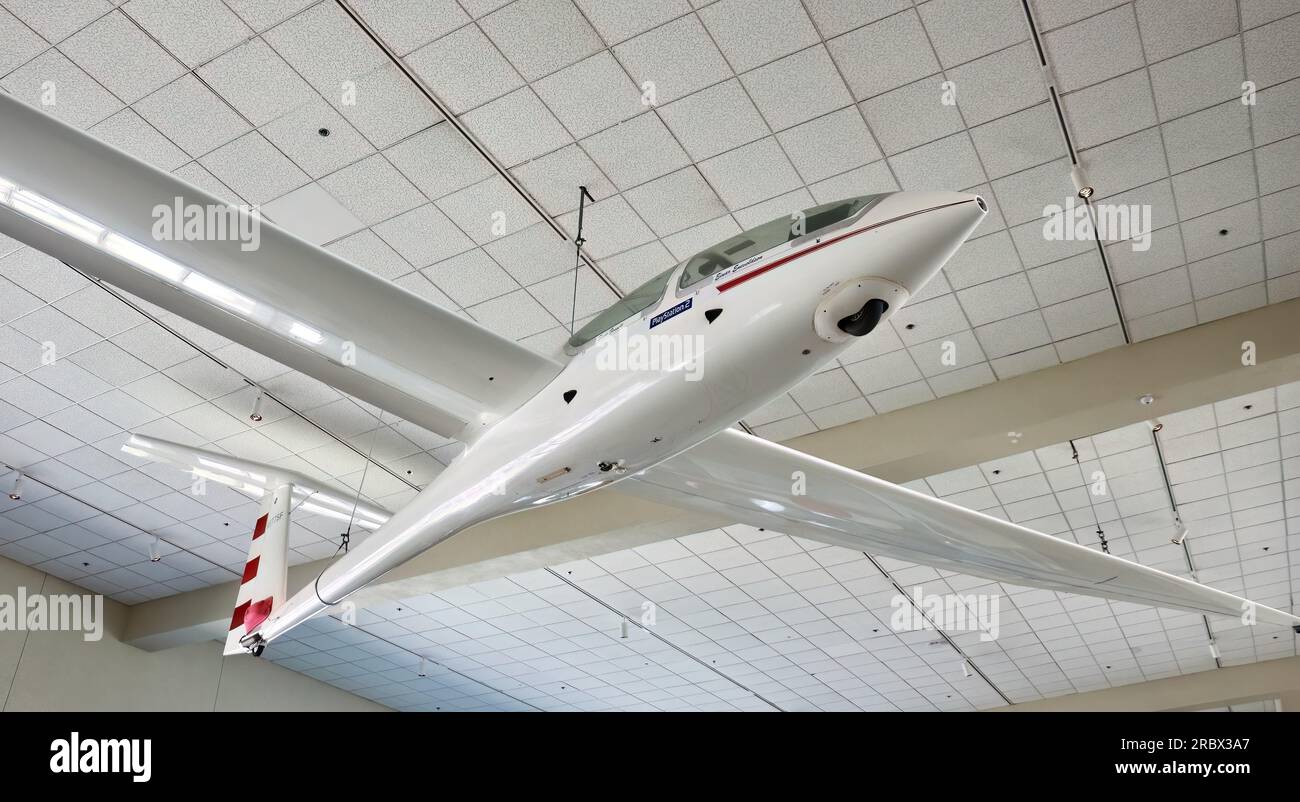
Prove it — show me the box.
[649,297,692,329]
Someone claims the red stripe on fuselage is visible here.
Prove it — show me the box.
[715,199,976,293]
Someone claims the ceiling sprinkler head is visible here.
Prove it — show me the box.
[249,391,265,422]
[7,473,22,501]
[1138,394,1155,406]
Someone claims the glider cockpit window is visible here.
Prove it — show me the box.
[677,194,886,290]
[567,266,677,350]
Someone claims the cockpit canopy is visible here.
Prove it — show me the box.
[566,194,888,350]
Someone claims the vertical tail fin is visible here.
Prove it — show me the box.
[224,482,292,656]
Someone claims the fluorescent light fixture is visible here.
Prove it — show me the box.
[102,232,188,282]
[120,445,148,458]
[183,272,257,316]
[288,320,324,345]
[10,188,104,244]
[0,174,14,203]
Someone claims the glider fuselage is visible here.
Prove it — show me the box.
[256,191,987,646]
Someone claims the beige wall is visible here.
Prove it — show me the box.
[0,555,384,711]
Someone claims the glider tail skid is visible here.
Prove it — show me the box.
[225,482,293,656]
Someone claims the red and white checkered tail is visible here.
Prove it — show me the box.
[224,481,292,656]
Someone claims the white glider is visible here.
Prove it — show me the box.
[1,93,1295,657]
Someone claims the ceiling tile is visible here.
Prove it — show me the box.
[319,152,425,226]
[134,74,250,158]
[1161,101,1252,173]
[373,203,476,268]
[556,195,654,258]
[957,273,1037,326]
[948,42,1046,128]
[1118,266,1194,318]
[888,132,985,190]
[1148,37,1244,121]
[405,24,524,115]
[384,123,494,200]
[1180,198,1258,259]
[122,0,253,68]
[612,13,732,106]
[698,136,801,209]
[1250,77,1300,145]
[1061,70,1158,150]
[466,289,559,339]
[197,37,313,126]
[59,9,187,104]
[659,78,766,162]
[0,5,45,75]
[460,87,572,167]
[624,167,726,236]
[533,51,643,139]
[828,9,939,101]
[1188,243,1266,299]
[423,248,520,307]
[969,104,1064,179]
[1,50,122,129]
[223,0,316,32]
[1076,128,1169,198]
[861,76,964,155]
[1027,251,1109,306]
[511,144,616,216]
[1256,134,1300,194]
[776,107,880,184]
[263,1,386,93]
[483,222,578,286]
[574,0,691,44]
[975,309,1053,359]
[199,131,310,205]
[1170,152,1258,219]
[435,174,538,244]
[1042,4,1144,92]
[802,0,909,38]
[260,97,375,178]
[580,112,690,190]
[741,45,852,132]
[918,0,1028,68]
[941,229,1024,289]
[350,0,469,55]
[87,108,188,171]
[4,0,109,42]
[1135,0,1239,62]
[699,0,819,73]
[260,183,365,246]
[480,0,603,81]
[320,79,442,154]
[1041,289,1119,339]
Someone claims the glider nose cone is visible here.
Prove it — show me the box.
[861,191,987,296]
